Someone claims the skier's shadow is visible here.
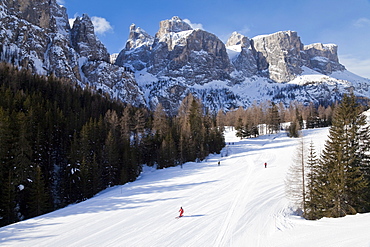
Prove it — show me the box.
[182,214,206,218]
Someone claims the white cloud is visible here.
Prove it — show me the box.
[237,26,251,36]
[56,0,65,5]
[339,55,370,79]
[353,18,370,28]
[183,19,204,30]
[91,16,113,35]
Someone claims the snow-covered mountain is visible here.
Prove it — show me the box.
[1,127,369,246]
[117,16,370,114]
[0,0,144,106]
[1,1,370,114]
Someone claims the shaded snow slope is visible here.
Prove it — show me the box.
[1,128,370,246]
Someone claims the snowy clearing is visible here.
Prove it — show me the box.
[1,127,370,246]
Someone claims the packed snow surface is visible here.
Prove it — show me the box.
[1,128,370,246]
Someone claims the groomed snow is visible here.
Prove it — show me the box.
[1,127,370,246]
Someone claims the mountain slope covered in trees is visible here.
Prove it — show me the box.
[0,63,224,226]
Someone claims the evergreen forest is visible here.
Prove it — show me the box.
[0,63,224,226]
[286,94,370,220]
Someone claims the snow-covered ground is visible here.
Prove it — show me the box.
[1,127,370,246]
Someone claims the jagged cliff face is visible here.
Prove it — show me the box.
[227,31,345,83]
[252,31,304,82]
[2,0,69,31]
[116,16,233,85]
[117,18,366,114]
[155,16,192,39]
[303,43,345,74]
[70,14,110,62]
[119,18,347,86]
[0,0,144,106]
[0,0,73,78]
[226,32,258,78]
[1,2,368,115]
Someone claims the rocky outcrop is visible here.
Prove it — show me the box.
[226,32,258,78]
[0,2,360,115]
[116,16,232,85]
[303,43,345,74]
[2,0,70,32]
[227,31,345,83]
[251,31,304,82]
[226,32,246,47]
[0,0,144,106]
[125,24,154,50]
[115,24,153,71]
[0,0,79,80]
[155,16,192,39]
[152,28,232,84]
[116,16,355,113]
[70,14,110,62]
[81,61,143,103]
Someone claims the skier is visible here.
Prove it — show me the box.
[264,162,267,168]
[179,207,184,217]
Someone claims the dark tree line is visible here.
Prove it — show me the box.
[0,63,224,227]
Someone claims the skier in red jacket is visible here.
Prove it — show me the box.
[179,207,184,217]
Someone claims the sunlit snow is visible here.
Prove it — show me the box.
[1,128,369,246]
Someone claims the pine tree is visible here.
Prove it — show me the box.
[152,103,169,165]
[305,141,326,219]
[12,112,33,186]
[188,96,204,161]
[216,109,225,131]
[153,103,168,138]
[268,102,280,134]
[319,93,368,217]
[235,117,245,139]
[28,166,49,218]
[133,109,146,147]
[306,102,318,129]
[0,171,17,226]
[103,129,120,187]
[285,136,306,215]
[356,114,370,211]
[158,132,177,169]
[287,118,301,138]
[64,132,82,203]
[177,94,193,163]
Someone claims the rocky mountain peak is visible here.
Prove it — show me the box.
[4,0,52,28]
[1,2,363,116]
[155,16,193,39]
[125,24,154,50]
[226,32,251,48]
[2,0,69,32]
[251,31,304,82]
[71,14,110,62]
[303,43,345,74]
[0,0,144,106]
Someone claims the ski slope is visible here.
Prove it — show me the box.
[1,127,370,246]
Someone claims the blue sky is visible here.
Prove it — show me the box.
[59,0,370,78]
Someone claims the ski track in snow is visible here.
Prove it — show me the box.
[1,127,370,246]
